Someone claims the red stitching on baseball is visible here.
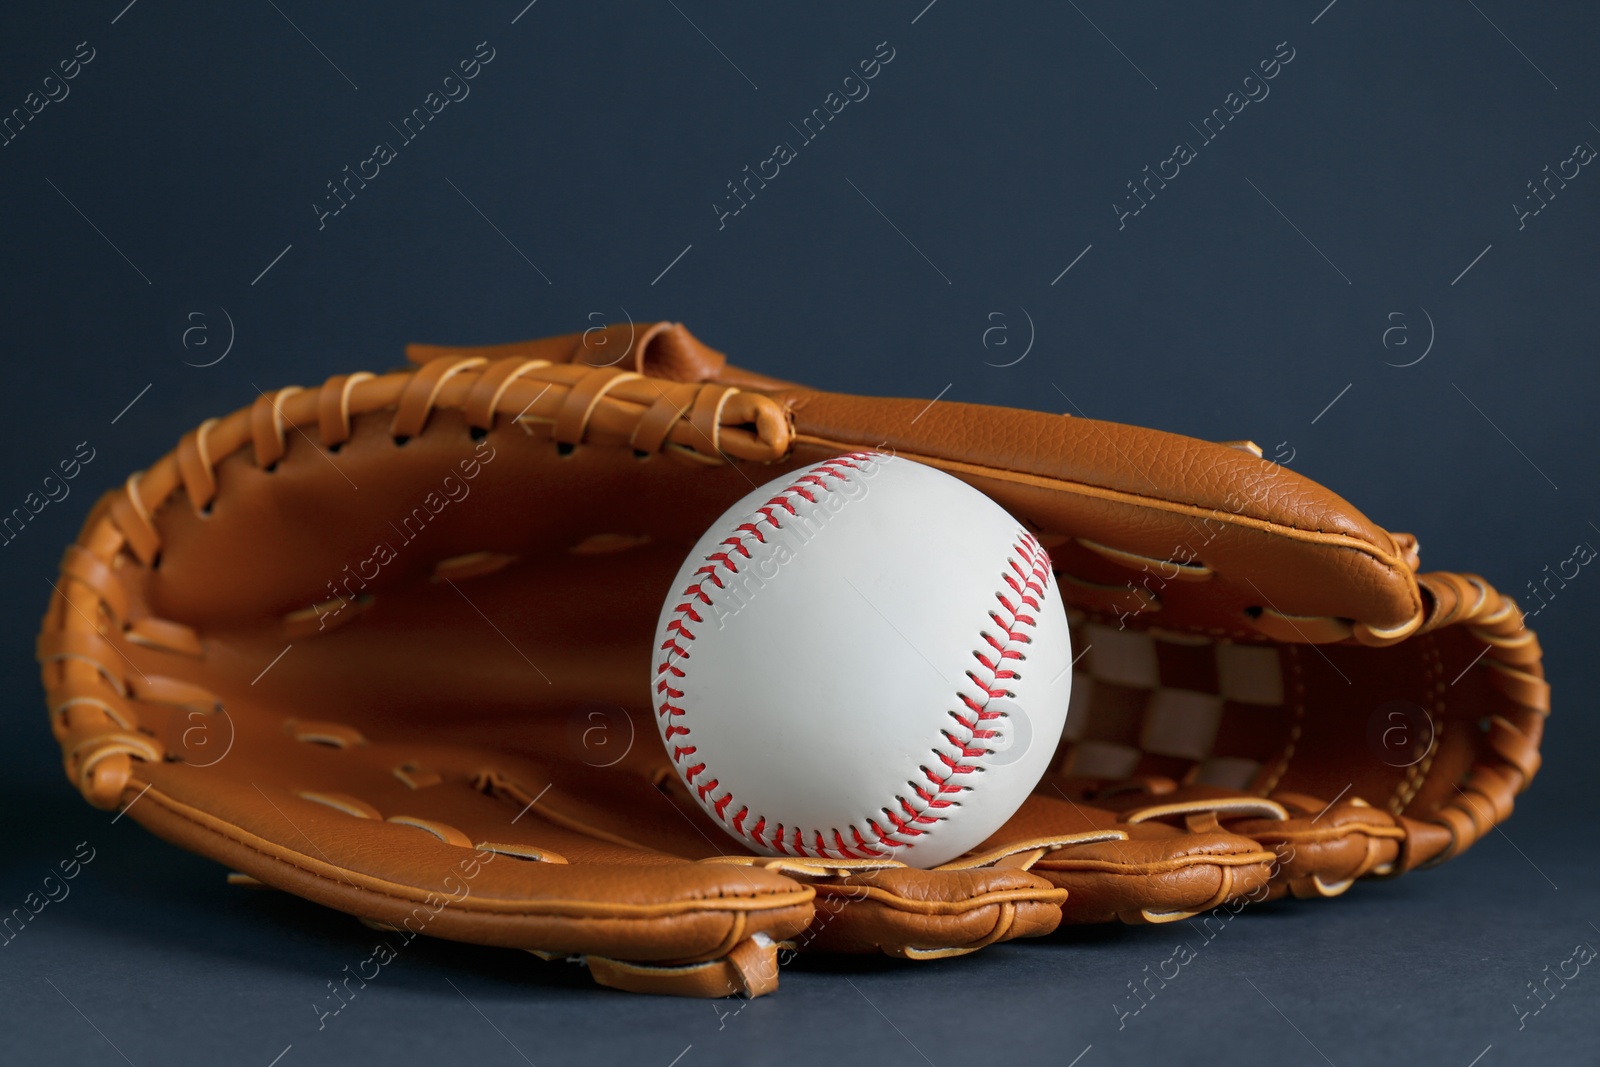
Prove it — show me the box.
[656,455,1054,862]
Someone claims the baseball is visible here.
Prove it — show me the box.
[652,451,1073,868]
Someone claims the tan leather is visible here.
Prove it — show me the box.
[40,321,1547,997]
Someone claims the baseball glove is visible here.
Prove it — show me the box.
[40,321,1547,997]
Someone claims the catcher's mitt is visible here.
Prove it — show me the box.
[40,322,1547,997]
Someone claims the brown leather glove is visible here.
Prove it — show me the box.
[40,322,1547,997]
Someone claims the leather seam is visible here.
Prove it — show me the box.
[129,780,816,917]
[657,453,1052,863]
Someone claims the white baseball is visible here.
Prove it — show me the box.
[652,451,1073,868]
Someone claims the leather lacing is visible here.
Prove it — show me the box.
[1059,535,1421,645]
[40,358,792,810]
[1044,567,1545,876]
[1058,572,1546,877]
[37,351,1550,911]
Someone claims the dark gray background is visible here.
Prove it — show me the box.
[2,1,1596,1064]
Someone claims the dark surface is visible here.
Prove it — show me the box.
[2,1,1597,1064]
